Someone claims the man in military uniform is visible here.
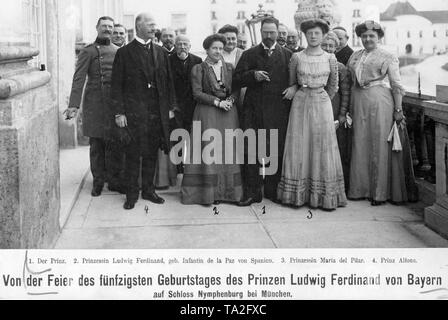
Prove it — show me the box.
[64,16,124,197]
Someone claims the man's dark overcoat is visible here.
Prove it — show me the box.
[233,43,293,198]
[234,43,292,140]
[169,53,203,130]
[336,45,354,66]
[110,39,178,154]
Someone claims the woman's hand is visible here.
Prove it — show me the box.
[394,110,404,123]
[63,107,78,120]
[282,85,297,100]
[334,120,340,130]
[338,114,346,126]
[219,100,232,112]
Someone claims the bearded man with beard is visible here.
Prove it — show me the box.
[169,35,203,132]
[154,34,202,189]
[233,17,293,205]
[277,23,288,47]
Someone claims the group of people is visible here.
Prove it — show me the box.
[65,12,418,211]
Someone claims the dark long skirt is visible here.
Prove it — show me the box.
[181,103,243,205]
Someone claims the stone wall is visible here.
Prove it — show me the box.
[0,46,60,249]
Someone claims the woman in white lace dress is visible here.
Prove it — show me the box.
[277,19,347,211]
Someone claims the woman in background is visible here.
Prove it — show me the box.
[321,31,352,192]
[218,24,244,68]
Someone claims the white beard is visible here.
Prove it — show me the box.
[178,52,188,60]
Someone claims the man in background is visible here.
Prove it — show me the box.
[169,35,202,132]
[277,23,288,47]
[156,34,202,189]
[237,33,249,50]
[286,28,304,53]
[112,24,127,48]
[161,27,176,55]
[333,26,354,65]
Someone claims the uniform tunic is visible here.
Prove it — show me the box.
[69,38,118,138]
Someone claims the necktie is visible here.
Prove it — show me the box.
[266,48,273,57]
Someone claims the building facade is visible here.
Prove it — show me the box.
[380,1,448,55]
[0,0,124,249]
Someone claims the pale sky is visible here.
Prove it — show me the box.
[123,0,448,13]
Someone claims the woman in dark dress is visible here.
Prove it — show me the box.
[321,31,352,192]
[181,34,243,205]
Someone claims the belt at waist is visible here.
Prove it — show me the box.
[357,80,388,89]
[300,85,325,90]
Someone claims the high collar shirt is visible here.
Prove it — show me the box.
[222,48,238,67]
[135,36,152,47]
[205,58,223,81]
[262,41,277,52]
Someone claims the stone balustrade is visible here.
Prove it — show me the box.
[422,99,448,239]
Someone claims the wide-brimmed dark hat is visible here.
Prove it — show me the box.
[355,20,385,39]
[300,18,330,34]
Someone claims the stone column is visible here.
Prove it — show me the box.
[45,0,78,149]
[0,46,60,248]
[423,100,448,239]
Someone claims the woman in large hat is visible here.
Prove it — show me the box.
[347,21,418,205]
[277,19,347,211]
